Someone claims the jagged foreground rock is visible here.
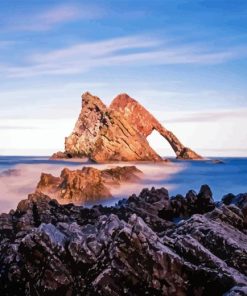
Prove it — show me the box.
[52,92,202,162]
[0,185,246,295]
[36,166,142,203]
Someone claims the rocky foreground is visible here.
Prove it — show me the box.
[0,185,246,295]
[52,92,202,161]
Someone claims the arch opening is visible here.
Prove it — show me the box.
[146,129,176,158]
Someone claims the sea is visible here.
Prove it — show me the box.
[0,156,246,213]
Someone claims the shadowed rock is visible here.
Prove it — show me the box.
[0,185,246,295]
[52,92,202,162]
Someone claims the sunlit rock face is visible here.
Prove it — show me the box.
[0,185,246,295]
[110,93,202,160]
[36,166,142,203]
[59,92,161,162]
[52,91,202,162]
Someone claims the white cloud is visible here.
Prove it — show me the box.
[31,36,160,63]
[4,35,160,77]
[118,88,246,115]
[163,109,247,123]
[3,34,246,78]
[0,80,246,123]
[5,4,103,32]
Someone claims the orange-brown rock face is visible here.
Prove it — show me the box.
[36,166,142,203]
[110,93,202,160]
[52,91,202,161]
[37,167,111,202]
[61,92,162,162]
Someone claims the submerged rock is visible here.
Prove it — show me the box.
[36,166,142,203]
[0,169,21,177]
[50,151,71,159]
[212,159,225,164]
[0,185,246,295]
[52,92,202,162]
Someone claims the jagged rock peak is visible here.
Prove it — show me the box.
[52,91,203,162]
[80,91,107,109]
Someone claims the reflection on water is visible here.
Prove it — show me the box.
[0,156,247,213]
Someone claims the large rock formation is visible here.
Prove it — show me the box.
[52,92,202,162]
[36,166,142,203]
[110,93,202,160]
[56,92,162,162]
[0,185,246,295]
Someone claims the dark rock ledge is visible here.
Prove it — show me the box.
[0,185,246,296]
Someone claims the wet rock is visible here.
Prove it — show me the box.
[224,286,247,295]
[158,185,216,221]
[222,193,237,205]
[212,159,225,164]
[0,185,246,295]
[232,194,247,216]
[51,151,71,159]
[222,193,247,225]
[169,209,247,277]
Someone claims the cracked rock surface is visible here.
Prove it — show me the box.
[0,185,246,295]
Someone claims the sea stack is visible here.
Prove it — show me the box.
[52,92,202,162]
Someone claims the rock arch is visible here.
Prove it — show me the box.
[110,93,202,160]
[52,92,202,162]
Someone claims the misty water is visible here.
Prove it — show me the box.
[0,156,247,213]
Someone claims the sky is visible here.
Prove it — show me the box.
[0,0,247,157]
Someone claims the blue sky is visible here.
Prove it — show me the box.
[1,0,247,156]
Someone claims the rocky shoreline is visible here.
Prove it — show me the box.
[0,184,246,295]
